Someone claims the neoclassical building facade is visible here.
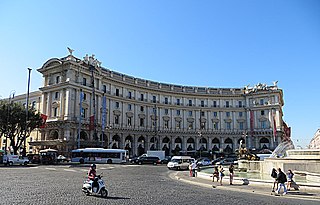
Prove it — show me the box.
[8,52,286,157]
[309,129,320,149]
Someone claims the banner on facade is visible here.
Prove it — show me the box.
[250,110,254,135]
[102,96,106,130]
[89,115,95,131]
[39,114,48,128]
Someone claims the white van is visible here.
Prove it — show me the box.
[4,155,29,166]
[167,156,195,170]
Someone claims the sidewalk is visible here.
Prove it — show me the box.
[170,171,320,201]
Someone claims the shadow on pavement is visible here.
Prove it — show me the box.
[106,196,131,200]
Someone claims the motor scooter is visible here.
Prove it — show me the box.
[82,174,108,198]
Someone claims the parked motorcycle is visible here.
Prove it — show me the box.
[82,174,108,198]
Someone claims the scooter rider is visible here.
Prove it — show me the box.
[88,164,98,192]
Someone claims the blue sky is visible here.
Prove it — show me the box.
[0,0,319,148]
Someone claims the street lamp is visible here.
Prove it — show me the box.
[24,68,32,156]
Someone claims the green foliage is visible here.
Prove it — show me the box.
[0,100,42,155]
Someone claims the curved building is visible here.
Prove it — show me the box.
[24,52,285,157]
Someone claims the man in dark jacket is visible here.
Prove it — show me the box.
[275,168,287,195]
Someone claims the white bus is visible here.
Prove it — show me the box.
[71,148,128,164]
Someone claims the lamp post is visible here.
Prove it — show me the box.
[5,90,15,154]
[24,68,32,156]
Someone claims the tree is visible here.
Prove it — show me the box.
[0,100,42,155]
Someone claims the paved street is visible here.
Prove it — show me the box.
[0,164,319,205]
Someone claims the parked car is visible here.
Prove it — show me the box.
[27,154,40,164]
[57,155,69,163]
[134,156,161,165]
[167,156,195,170]
[215,158,237,166]
[196,158,212,167]
[4,155,29,166]
[160,156,172,164]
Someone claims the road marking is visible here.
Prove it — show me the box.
[45,168,57,171]
[64,169,77,172]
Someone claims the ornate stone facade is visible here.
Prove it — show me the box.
[309,129,320,149]
[7,51,286,157]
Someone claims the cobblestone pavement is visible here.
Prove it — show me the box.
[0,164,319,205]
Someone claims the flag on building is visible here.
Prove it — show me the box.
[39,114,48,128]
[89,115,95,131]
[283,121,291,141]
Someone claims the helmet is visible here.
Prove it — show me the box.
[90,164,96,169]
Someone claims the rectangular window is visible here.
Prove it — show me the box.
[200,122,205,129]
[140,106,144,112]
[213,101,217,107]
[238,101,242,107]
[188,111,192,116]
[239,112,243,117]
[261,110,265,115]
[116,89,119,96]
[103,85,107,93]
[189,100,192,106]
[213,122,218,130]
[177,99,180,105]
[226,112,230,117]
[140,118,144,126]
[115,116,119,124]
[213,112,218,117]
[260,99,264,105]
[239,122,244,130]
[128,104,132,111]
[226,122,231,130]
[164,121,169,128]
[83,78,87,86]
[55,92,59,99]
[128,91,132,99]
[261,121,266,129]
[127,117,132,126]
[165,97,168,104]
[201,100,204,107]
[201,111,205,117]
[53,107,58,117]
[140,94,144,101]
[165,109,169,115]
[153,96,156,103]
[83,93,87,100]
[226,101,230,108]
[153,108,156,114]
[176,121,181,129]
[176,110,181,116]
[115,102,119,108]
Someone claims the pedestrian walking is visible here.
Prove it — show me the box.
[276,168,287,195]
[229,164,234,185]
[191,161,197,177]
[189,162,193,177]
[212,166,219,182]
[271,168,278,192]
[287,169,295,190]
[218,165,225,185]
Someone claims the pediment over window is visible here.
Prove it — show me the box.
[52,101,60,108]
[211,118,220,123]
[150,115,158,120]
[200,118,207,123]
[138,113,146,119]
[126,112,133,117]
[224,119,232,123]
[259,117,267,122]
[162,116,170,121]
[187,117,194,123]
[41,58,62,70]
[174,116,182,122]
[236,119,246,123]
[113,110,121,116]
